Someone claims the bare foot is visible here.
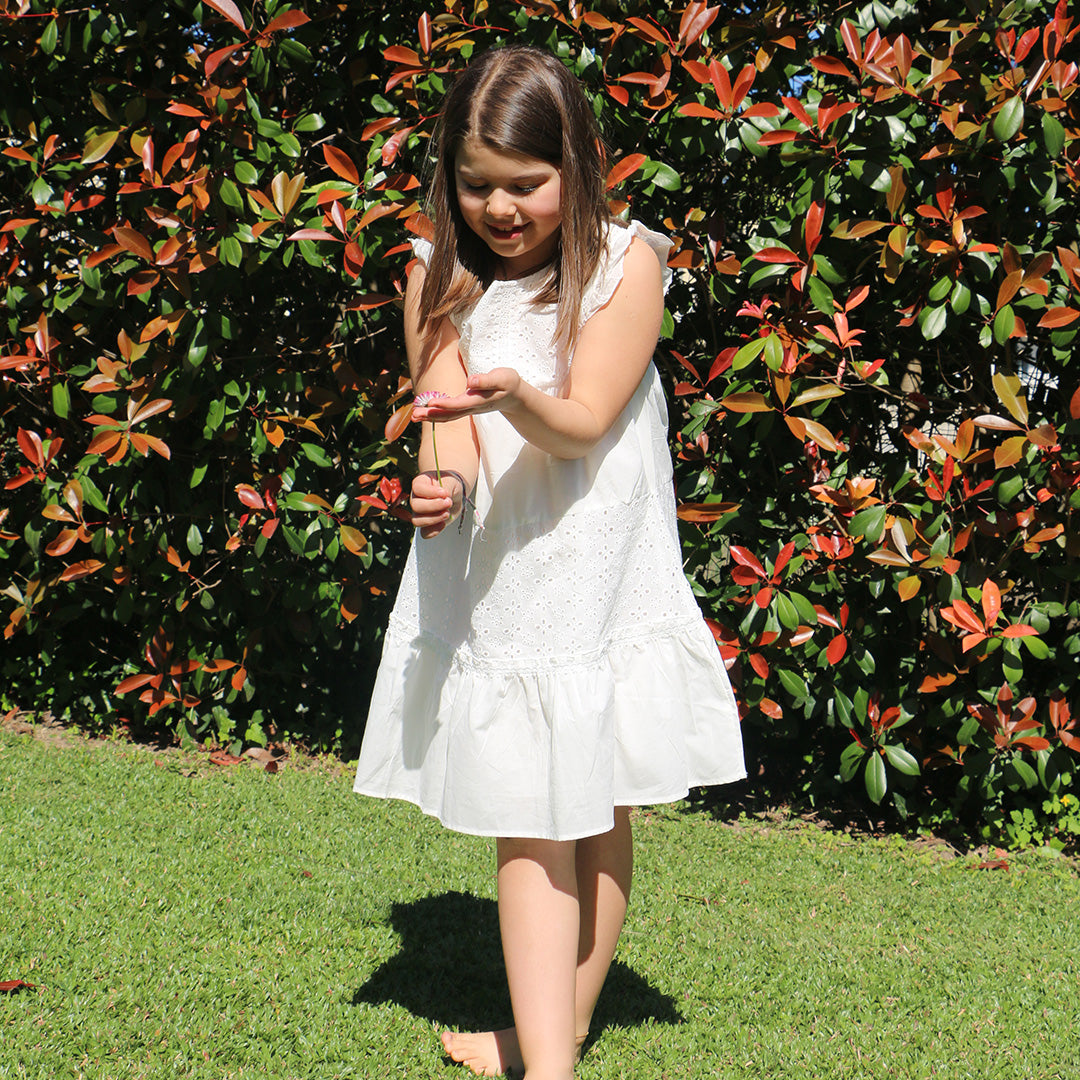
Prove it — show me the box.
[440,1028,587,1077]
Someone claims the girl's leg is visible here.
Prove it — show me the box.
[496,836,579,1079]
[572,806,633,1042]
[441,810,633,1076]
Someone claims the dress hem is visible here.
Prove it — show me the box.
[353,768,749,841]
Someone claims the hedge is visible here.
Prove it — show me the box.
[2,0,1079,847]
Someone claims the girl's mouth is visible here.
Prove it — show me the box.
[487,223,525,241]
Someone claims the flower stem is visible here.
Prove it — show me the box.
[430,421,441,484]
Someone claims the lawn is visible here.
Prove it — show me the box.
[1,726,1077,1080]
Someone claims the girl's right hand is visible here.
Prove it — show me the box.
[410,471,463,538]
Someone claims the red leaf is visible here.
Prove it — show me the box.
[826,634,848,664]
[753,247,802,264]
[759,698,783,719]
[1001,624,1038,638]
[811,56,853,77]
[287,228,339,242]
[730,546,766,577]
[758,129,798,145]
[203,0,248,32]
[235,484,265,510]
[205,43,242,77]
[679,103,722,120]
[418,11,433,54]
[0,980,34,993]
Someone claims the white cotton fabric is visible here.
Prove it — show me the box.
[353,220,745,840]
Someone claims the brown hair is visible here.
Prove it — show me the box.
[418,46,609,354]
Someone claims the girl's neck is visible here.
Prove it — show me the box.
[494,254,555,281]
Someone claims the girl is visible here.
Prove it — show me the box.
[354,45,744,1080]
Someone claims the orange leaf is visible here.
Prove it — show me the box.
[59,559,104,582]
[981,579,1001,626]
[605,153,646,190]
[897,576,921,601]
[676,501,740,522]
[1037,306,1079,328]
[322,145,359,186]
[114,227,153,262]
[384,401,414,442]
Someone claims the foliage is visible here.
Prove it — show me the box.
[3,730,1080,1079]
[2,0,1079,843]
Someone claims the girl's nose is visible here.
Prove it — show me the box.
[486,188,514,218]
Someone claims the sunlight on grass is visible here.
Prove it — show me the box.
[1,731,1077,1079]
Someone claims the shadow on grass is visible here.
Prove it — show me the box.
[351,891,682,1040]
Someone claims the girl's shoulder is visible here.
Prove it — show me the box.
[580,220,672,326]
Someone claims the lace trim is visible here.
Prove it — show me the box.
[385,612,710,675]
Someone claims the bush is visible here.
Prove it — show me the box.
[2,0,1079,845]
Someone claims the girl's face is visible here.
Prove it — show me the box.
[454,139,562,278]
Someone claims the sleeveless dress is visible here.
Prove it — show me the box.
[353,220,745,840]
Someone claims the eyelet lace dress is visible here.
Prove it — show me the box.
[353,220,745,840]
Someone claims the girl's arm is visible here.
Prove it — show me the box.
[404,263,480,538]
[412,236,664,460]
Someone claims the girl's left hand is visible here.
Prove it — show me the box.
[412,367,522,421]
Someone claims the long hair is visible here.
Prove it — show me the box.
[419,46,609,355]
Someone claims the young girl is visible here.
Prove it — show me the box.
[354,45,744,1080]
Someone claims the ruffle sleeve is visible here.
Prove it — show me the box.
[579,220,674,327]
[410,236,434,267]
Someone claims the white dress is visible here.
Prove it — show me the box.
[353,220,745,840]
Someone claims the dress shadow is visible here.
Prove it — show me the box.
[350,890,682,1039]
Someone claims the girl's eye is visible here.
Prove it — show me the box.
[515,185,538,194]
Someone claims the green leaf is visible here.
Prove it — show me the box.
[777,667,808,700]
[808,275,834,315]
[993,97,1024,142]
[1042,112,1065,159]
[732,336,768,370]
[52,381,71,419]
[186,318,208,367]
[848,505,886,543]
[1020,635,1049,659]
[919,305,947,341]
[950,278,971,315]
[883,744,920,776]
[927,276,951,303]
[865,752,887,804]
[646,161,681,191]
[186,524,203,556]
[235,161,259,185]
[763,333,783,372]
[220,236,244,267]
[294,113,325,133]
[40,17,58,54]
[219,177,244,211]
[776,591,799,631]
[300,443,333,467]
[839,741,865,781]
[993,303,1014,345]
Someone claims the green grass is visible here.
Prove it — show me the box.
[1,728,1078,1080]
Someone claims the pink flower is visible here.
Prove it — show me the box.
[413,390,449,407]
